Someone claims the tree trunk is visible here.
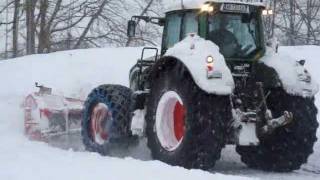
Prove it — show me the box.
[306,0,312,44]
[26,0,37,55]
[271,0,277,38]
[289,0,295,45]
[38,0,49,53]
[12,0,20,58]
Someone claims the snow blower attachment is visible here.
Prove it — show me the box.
[80,0,319,172]
[23,83,84,141]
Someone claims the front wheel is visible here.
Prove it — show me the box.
[236,90,319,172]
[146,61,231,170]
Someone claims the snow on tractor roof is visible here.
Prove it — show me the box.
[167,0,266,11]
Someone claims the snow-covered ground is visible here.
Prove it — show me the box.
[0,46,319,180]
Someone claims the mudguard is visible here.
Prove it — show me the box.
[164,34,235,95]
[261,48,319,97]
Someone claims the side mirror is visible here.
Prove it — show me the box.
[127,20,136,38]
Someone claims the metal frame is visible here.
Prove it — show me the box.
[138,47,159,90]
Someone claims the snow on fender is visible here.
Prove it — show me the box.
[165,34,235,95]
[261,48,319,97]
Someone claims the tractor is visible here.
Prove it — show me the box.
[80,0,319,172]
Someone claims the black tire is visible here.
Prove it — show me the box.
[146,60,232,170]
[81,84,134,155]
[236,89,319,172]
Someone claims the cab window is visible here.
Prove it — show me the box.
[182,12,198,38]
[165,13,182,49]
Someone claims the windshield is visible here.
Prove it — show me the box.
[207,13,262,59]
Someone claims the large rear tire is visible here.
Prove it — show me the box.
[81,85,135,155]
[146,60,232,170]
[236,89,318,172]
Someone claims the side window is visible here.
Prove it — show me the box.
[165,14,182,49]
[182,12,198,38]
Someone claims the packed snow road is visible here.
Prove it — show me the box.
[0,46,319,180]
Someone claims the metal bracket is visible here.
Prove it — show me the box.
[261,111,293,135]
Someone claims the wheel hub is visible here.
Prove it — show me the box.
[90,103,111,145]
[156,91,186,151]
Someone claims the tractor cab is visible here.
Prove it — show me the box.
[127,0,271,91]
[163,2,266,61]
[128,0,269,62]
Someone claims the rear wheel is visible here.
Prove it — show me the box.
[236,89,318,172]
[146,60,231,170]
[81,85,134,155]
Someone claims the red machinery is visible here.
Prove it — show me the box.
[22,83,84,141]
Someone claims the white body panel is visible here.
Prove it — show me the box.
[165,34,235,95]
[131,109,146,137]
[238,122,259,146]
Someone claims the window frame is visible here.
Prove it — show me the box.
[161,10,201,55]
[205,7,266,61]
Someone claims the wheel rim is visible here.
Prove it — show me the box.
[156,91,186,151]
[90,103,111,145]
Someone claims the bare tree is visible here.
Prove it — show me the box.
[73,0,109,49]
[0,0,165,59]
[12,0,20,57]
[25,0,37,54]
[38,0,48,53]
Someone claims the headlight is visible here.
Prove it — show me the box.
[201,4,214,13]
[206,56,214,64]
[206,56,222,79]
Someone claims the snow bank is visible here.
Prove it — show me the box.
[0,48,142,99]
[165,34,234,95]
[0,133,254,180]
[0,47,253,180]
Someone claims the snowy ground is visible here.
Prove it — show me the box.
[0,46,319,180]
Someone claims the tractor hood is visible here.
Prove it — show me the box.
[165,34,235,95]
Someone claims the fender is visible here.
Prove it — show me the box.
[158,34,235,95]
[261,48,319,97]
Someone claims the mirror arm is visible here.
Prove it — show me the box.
[131,16,165,26]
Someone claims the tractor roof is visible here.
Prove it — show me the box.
[167,0,266,12]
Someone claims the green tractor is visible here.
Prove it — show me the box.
[81,0,319,172]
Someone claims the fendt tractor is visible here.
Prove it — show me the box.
[80,0,319,172]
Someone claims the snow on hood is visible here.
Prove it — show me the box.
[165,0,266,11]
[165,34,234,95]
[261,48,319,97]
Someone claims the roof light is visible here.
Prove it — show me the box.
[262,10,268,15]
[268,10,273,15]
[262,9,273,16]
[201,4,214,12]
